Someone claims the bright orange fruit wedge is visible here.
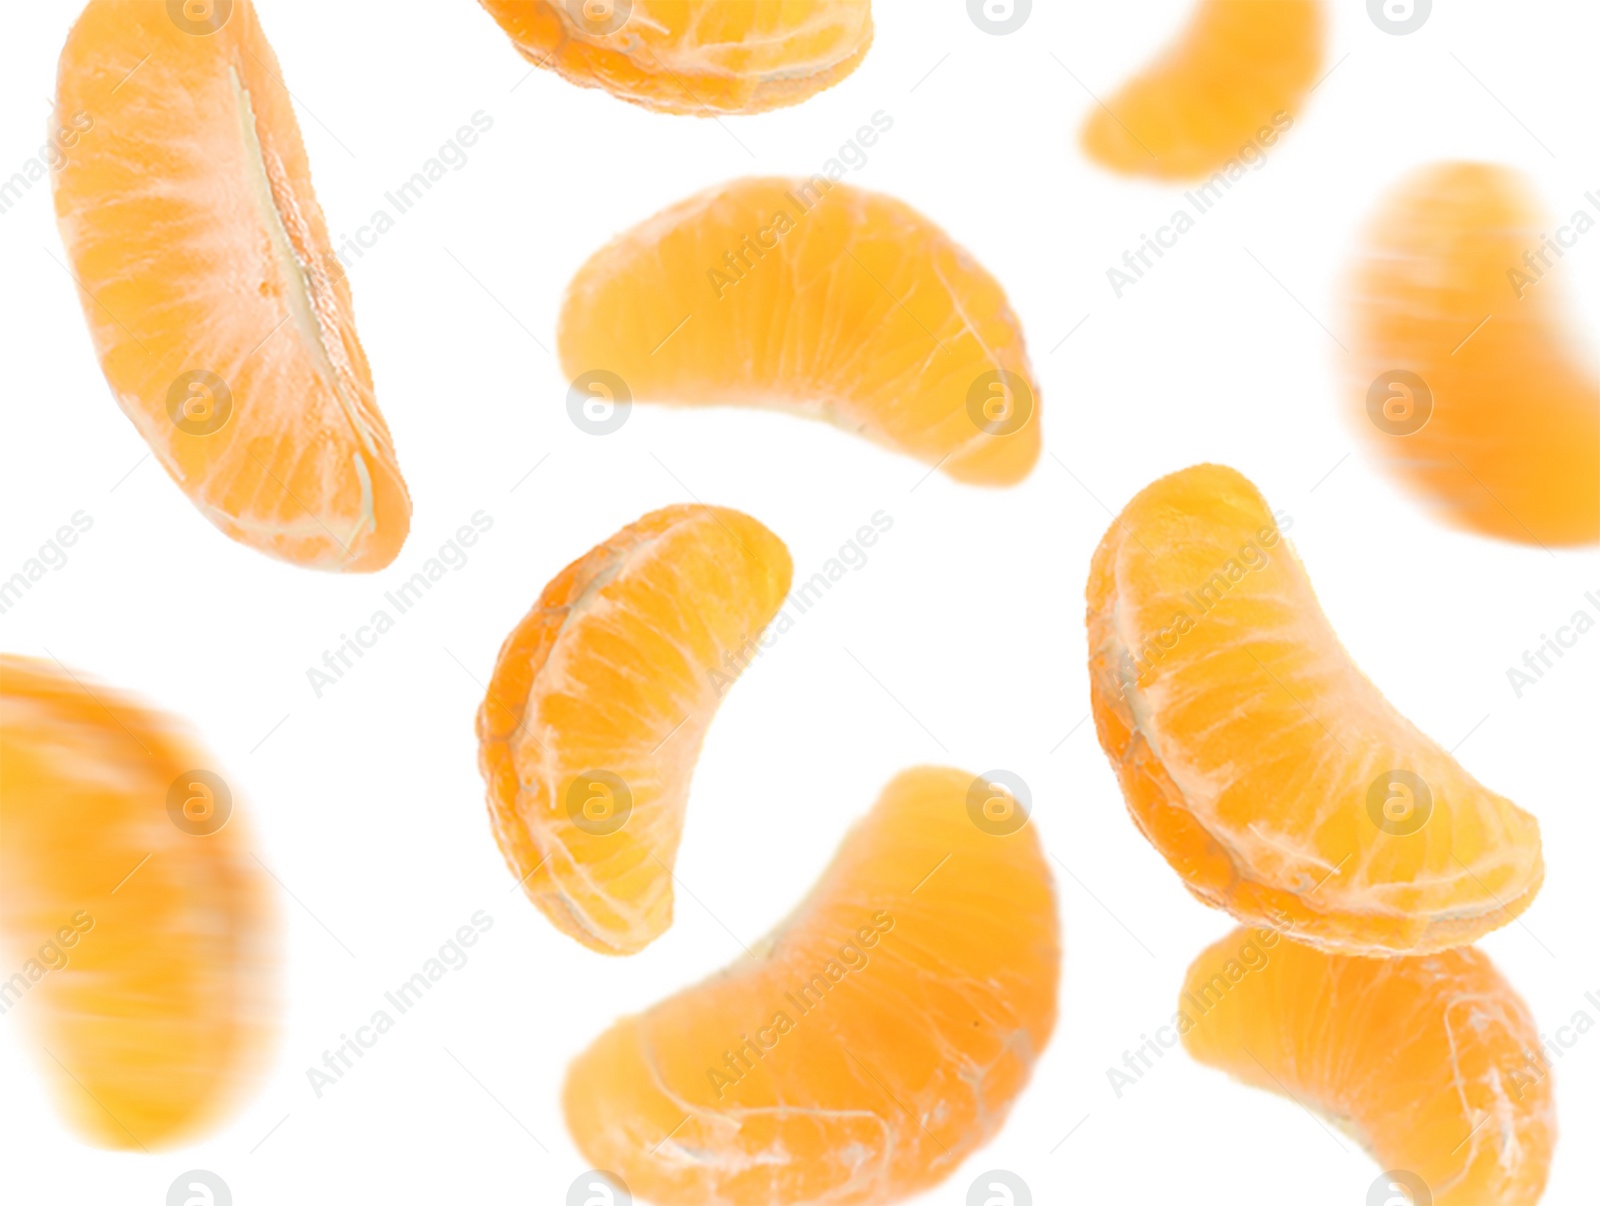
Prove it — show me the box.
[1081,0,1323,181]
[1087,464,1544,956]
[477,505,792,955]
[563,766,1060,1205]
[54,0,410,571]
[1181,926,1556,1205]
[559,177,1040,485]
[1346,162,1600,546]
[0,655,276,1149]
[477,0,873,116]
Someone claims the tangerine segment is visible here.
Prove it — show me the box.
[1181,927,1556,1205]
[1081,0,1322,181]
[1346,163,1600,546]
[558,177,1040,485]
[1087,464,1543,956]
[477,0,873,116]
[477,505,792,956]
[563,766,1060,1206]
[0,656,276,1150]
[54,0,410,571]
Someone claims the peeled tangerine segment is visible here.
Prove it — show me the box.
[1081,0,1323,181]
[1182,927,1556,1205]
[54,0,410,571]
[1087,464,1544,956]
[477,0,873,116]
[558,177,1040,485]
[477,505,792,955]
[564,767,1060,1206]
[1348,162,1600,546]
[0,656,275,1149]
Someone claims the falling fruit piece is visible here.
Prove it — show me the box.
[563,766,1060,1205]
[477,0,874,116]
[0,655,277,1149]
[54,0,411,571]
[1087,464,1544,956]
[558,177,1040,484]
[477,505,792,955]
[1346,162,1600,546]
[1181,926,1556,1205]
[1081,0,1323,181]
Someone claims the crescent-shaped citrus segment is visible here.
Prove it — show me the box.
[558,178,1040,485]
[1081,0,1322,181]
[477,0,873,116]
[1347,162,1600,546]
[1181,928,1556,1205]
[477,505,792,956]
[1086,464,1543,956]
[562,766,1060,1205]
[54,0,410,571]
[0,656,276,1149]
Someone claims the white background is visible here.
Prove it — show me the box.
[2,1,1597,1203]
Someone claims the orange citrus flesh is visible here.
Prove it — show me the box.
[1181,927,1556,1205]
[1081,0,1323,181]
[54,0,410,571]
[1087,464,1543,956]
[559,177,1040,485]
[0,655,276,1149]
[563,766,1060,1205]
[1346,162,1600,546]
[477,505,792,956]
[477,0,873,116]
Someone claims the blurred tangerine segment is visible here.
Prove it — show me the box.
[1086,464,1543,956]
[559,177,1040,484]
[477,0,873,115]
[1347,163,1600,546]
[476,505,792,955]
[563,766,1060,1205]
[1081,0,1322,181]
[0,655,276,1149]
[1181,927,1556,1205]
[53,0,410,571]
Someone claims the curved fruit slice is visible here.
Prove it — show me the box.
[477,0,873,116]
[563,766,1060,1205]
[1081,0,1322,181]
[558,177,1040,485]
[1181,927,1556,1205]
[0,656,276,1149]
[54,0,410,571]
[477,505,792,955]
[1087,464,1543,955]
[1346,162,1600,546]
